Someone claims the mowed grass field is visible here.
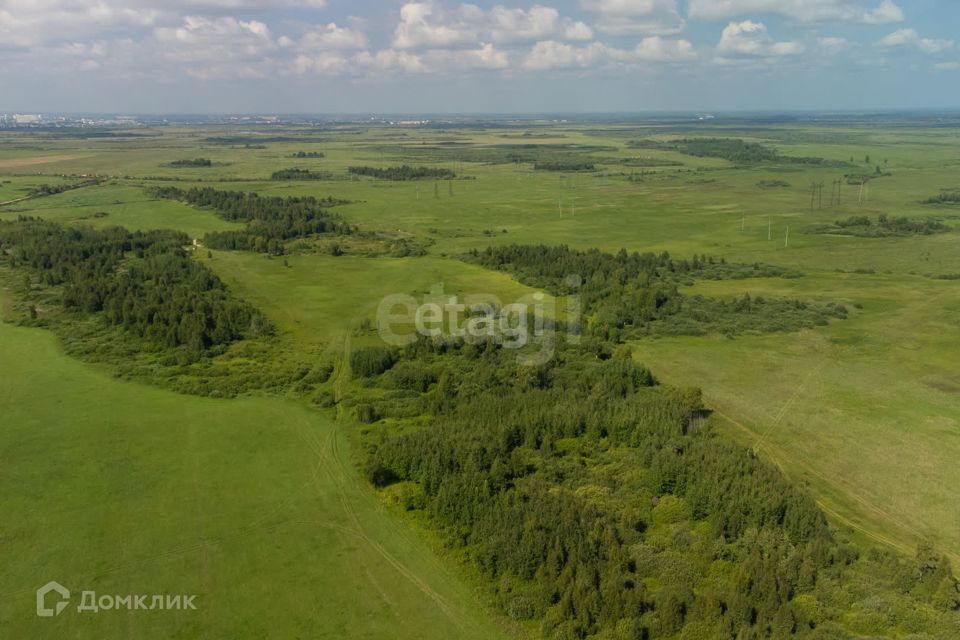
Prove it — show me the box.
[0,320,514,639]
[2,119,960,632]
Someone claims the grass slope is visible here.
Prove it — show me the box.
[0,321,513,639]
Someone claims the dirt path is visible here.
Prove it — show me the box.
[0,195,31,207]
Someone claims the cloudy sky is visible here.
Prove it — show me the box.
[1,0,958,113]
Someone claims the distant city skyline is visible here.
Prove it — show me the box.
[1,1,958,113]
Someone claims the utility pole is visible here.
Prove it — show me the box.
[785,225,790,248]
[768,217,772,241]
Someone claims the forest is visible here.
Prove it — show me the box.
[534,159,596,171]
[147,186,352,254]
[628,139,833,166]
[168,158,212,167]
[465,245,844,340]
[0,217,270,361]
[28,178,102,197]
[923,189,960,205]
[348,165,456,180]
[806,214,950,237]
[271,168,332,180]
[358,336,960,639]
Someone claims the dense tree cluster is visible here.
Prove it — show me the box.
[923,189,960,205]
[270,168,332,181]
[361,337,959,638]
[622,157,683,168]
[290,151,325,158]
[0,218,270,360]
[465,245,843,340]
[168,158,212,167]
[629,138,836,166]
[29,179,101,197]
[533,160,596,171]
[808,214,949,237]
[147,186,352,254]
[350,345,399,378]
[757,179,791,188]
[347,165,455,180]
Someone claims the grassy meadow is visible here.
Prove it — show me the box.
[2,117,960,634]
[0,320,514,639]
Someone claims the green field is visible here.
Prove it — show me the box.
[2,118,960,636]
[0,320,513,638]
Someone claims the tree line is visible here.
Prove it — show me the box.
[629,138,839,166]
[270,168,332,181]
[533,159,596,172]
[808,214,949,237]
[357,336,960,639]
[347,165,456,180]
[0,217,271,361]
[465,244,844,341]
[167,158,212,167]
[147,186,352,255]
[923,189,960,205]
[29,178,102,197]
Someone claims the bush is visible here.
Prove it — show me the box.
[356,402,380,424]
[350,346,398,378]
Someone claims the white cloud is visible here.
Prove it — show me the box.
[918,38,954,55]
[0,1,159,48]
[934,61,960,71]
[715,20,803,59]
[354,48,427,73]
[688,0,904,25]
[292,52,348,74]
[879,28,954,55]
[564,20,594,41]
[489,5,592,43]
[633,35,696,61]
[392,2,476,49]
[523,40,613,70]
[579,0,685,36]
[862,0,904,24]
[817,36,849,54]
[522,36,695,71]
[424,43,510,70]
[392,2,595,49]
[296,22,367,50]
[173,0,327,7]
[153,16,276,79]
[878,27,916,46]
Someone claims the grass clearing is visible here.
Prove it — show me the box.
[0,321,513,638]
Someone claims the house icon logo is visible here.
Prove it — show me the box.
[36,581,70,617]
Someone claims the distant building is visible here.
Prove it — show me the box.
[13,114,41,124]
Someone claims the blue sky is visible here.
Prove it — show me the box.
[1,0,958,113]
